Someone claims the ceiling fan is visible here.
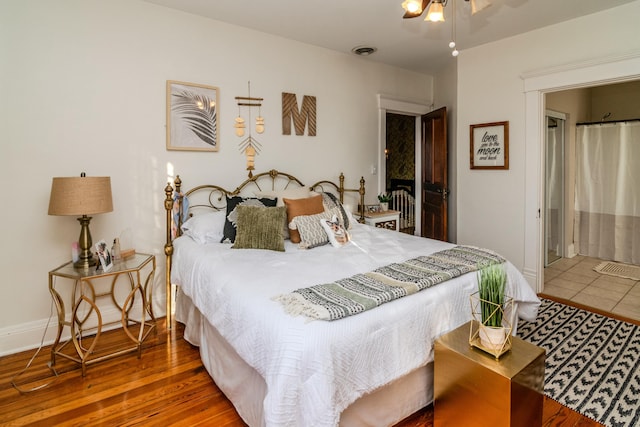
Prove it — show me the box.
[402,0,491,20]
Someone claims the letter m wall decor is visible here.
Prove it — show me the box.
[282,92,316,136]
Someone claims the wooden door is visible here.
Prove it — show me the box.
[421,107,448,241]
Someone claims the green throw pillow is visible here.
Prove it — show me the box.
[232,205,286,252]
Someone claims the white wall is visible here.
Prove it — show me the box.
[590,80,640,121]
[0,0,433,355]
[456,2,640,283]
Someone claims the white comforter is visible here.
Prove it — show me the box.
[171,222,539,426]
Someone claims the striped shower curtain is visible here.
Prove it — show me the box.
[574,121,640,264]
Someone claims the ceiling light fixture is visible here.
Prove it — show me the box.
[402,0,491,20]
[425,0,445,22]
[401,0,424,16]
[402,0,491,57]
[449,0,459,56]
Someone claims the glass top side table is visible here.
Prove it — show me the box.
[48,253,156,376]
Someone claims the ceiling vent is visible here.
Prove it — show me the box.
[351,46,377,56]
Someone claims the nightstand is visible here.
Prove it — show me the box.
[362,210,400,231]
[48,253,156,376]
[434,321,545,427]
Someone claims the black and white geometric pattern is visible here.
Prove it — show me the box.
[518,298,640,427]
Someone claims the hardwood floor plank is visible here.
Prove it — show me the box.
[0,318,605,426]
[47,369,219,426]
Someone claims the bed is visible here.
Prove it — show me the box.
[163,170,540,427]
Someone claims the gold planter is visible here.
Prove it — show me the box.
[435,321,546,427]
[469,293,515,359]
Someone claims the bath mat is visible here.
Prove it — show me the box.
[594,261,640,281]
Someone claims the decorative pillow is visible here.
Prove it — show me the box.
[232,205,286,252]
[320,214,351,248]
[221,196,277,243]
[321,192,351,230]
[255,187,312,207]
[290,207,341,249]
[181,210,226,244]
[254,188,311,239]
[284,194,325,243]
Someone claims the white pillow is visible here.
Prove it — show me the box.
[180,210,226,244]
[320,214,350,248]
[255,187,311,207]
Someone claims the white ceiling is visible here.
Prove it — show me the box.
[143,0,637,74]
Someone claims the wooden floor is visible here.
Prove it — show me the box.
[0,318,604,427]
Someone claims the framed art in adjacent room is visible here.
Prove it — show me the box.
[166,80,219,151]
[470,121,509,170]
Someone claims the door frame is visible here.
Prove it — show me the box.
[522,52,640,293]
[377,95,431,236]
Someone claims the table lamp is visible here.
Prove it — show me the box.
[48,173,113,269]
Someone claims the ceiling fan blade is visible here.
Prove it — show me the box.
[469,0,491,14]
[403,0,430,18]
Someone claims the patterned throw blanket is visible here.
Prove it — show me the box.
[276,245,505,321]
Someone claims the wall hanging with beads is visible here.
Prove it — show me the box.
[235,81,264,177]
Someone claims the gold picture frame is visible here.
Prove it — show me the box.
[166,80,219,151]
[470,121,509,169]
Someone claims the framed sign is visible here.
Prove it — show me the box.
[470,121,509,169]
[167,80,219,151]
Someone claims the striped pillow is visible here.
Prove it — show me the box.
[290,207,341,249]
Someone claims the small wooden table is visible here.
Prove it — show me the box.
[434,321,545,427]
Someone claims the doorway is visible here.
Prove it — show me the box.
[377,94,431,237]
[383,107,448,240]
[540,82,640,320]
[385,112,417,235]
[522,53,640,293]
[544,111,566,266]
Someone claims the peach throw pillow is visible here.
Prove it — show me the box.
[284,195,325,243]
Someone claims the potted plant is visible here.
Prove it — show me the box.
[472,263,513,356]
[378,193,392,211]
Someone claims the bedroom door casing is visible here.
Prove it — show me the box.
[421,107,448,241]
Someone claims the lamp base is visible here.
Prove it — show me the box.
[74,215,96,270]
[74,255,97,270]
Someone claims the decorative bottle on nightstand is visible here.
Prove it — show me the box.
[111,238,121,261]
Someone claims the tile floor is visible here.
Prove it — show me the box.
[543,255,640,322]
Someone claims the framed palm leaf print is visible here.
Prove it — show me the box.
[166,80,219,151]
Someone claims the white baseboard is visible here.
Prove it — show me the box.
[522,267,540,293]
[0,315,60,357]
[0,295,165,357]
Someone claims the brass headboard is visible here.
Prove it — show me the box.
[163,169,365,328]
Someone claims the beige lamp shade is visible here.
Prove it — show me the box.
[48,176,113,216]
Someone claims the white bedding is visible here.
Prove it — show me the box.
[171,221,540,426]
